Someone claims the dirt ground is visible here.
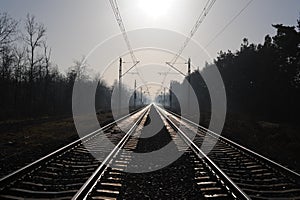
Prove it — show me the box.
[201,112,300,173]
[0,113,112,178]
[0,111,299,179]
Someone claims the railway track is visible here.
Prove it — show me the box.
[157,106,300,200]
[0,106,149,199]
[1,104,300,199]
[73,105,249,199]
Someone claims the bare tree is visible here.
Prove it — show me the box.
[12,46,27,106]
[0,13,18,50]
[0,13,18,80]
[23,14,46,83]
[43,41,51,79]
[0,45,15,80]
[0,13,114,119]
[13,46,26,82]
[70,57,90,81]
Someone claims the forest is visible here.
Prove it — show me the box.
[0,13,112,120]
[167,17,300,171]
[1,12,300,125]
[171,17,300,123]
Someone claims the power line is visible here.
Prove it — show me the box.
[109,0,150,95]
[170,0,216,65]
[157,0,216,96]
[109,0,137,63]
[205,0,254,48]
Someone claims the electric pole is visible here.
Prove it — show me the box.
[170,85,172,109]
[163,87,166,107]
[187,58,191,77]
[134,80,136,109]
[187,58,191,114]
[140,87,143,105]
[118,57,122,114]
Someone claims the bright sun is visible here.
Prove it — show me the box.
[138,0,171,19]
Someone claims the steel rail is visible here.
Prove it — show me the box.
[155,105,250,200]
[0,106,146,186]
[164,108,300,183]
[72,105,150,199]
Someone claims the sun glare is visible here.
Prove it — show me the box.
[138,0,171,19]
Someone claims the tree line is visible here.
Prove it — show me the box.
[2,12,299,122]
[0,13,111,120]
[171,17,300,122]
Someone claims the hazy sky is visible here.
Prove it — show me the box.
[1,0,299,68]
[1,0,299,95]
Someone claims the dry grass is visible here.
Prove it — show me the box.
[0,112,113,178]
[218,114,300,173]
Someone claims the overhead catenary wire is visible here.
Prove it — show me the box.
[109,0,137,63]
[158,0,217,96]
[109,0,150,95]
[205,0,254,48]
[170,0,216,65]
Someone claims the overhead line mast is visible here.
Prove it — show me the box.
[170,0,216,65]
[158,0,217,96]
[109,0,150,95]
[109,0,137,64]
